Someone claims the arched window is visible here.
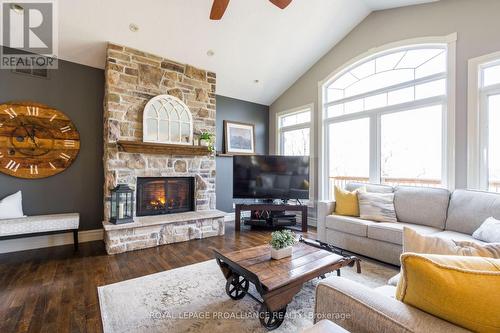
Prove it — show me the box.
[143,95,193,145]
[320,36,456,200]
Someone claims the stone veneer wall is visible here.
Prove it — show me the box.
[103,43,217,221]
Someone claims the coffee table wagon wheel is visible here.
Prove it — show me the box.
[225,274,249,300]
[259,304,287,330]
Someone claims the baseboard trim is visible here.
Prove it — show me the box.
[0,229,104,254]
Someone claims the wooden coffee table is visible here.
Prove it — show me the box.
[213,242,359,330]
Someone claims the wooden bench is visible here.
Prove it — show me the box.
[0,213,80,251]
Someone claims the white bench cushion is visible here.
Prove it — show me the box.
[0,213,79,237]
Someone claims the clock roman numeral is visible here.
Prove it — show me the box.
[50,114,57,122]
[49,162,57,170]
[60,125,72,133]
[6,160,20,172]
[30,164,39,175]
[0,152,4,159]
[64,140,75,147]
[60,153,71,161]
[4,108,17,119]
[27,106,39,116]
[0,123,3,128]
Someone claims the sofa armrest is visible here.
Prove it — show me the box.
[317,200,335,242]
[315,277,470,333]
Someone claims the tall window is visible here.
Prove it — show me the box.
[468,53,500,192]
[322,44,452,198]
[277,107,311,156]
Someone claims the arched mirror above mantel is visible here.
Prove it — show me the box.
[143,95,193,145]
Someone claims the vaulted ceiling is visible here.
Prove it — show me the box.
[58,0,438,105]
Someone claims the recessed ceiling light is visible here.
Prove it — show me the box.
[10,3,24,14]
[254,79,260,84]
[207,50,215,57]
[129,23,139,32]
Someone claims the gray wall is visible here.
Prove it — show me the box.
[270,0,500,196]
[216,95,269,212]
[0,58,104,230]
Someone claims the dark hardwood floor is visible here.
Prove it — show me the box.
[0,223,316,333]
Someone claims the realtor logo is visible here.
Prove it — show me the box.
[1,0,58,69]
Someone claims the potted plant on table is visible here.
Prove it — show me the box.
[270,230,297,260]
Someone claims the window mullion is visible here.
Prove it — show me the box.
[369,115,381,184]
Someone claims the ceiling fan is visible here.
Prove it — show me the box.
[210,0,293,20]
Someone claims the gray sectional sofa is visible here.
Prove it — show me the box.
[317,183,500,265]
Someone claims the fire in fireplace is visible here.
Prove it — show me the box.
[136,177,195,216]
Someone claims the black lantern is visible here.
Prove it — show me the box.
[110,184,134,224]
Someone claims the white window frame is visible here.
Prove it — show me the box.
[467,51,500,190]
[275,104,315,205]
[318,34,457,200]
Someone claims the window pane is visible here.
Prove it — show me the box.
[280,111,311,127]
[145,118,158,141]
[327,88,344,102]
[396,49,443,69]
[483,64,500,87]
[376,51,405,73]
[345,69,414,98]
[329,118,370,196]
[364,93,387,110]
[488,94,500,192]
[415,51,446,79]
[327,104,344,118]
[282,128,310,156]
[381,105,442,187]
[388,86,414,105]
[415,79,446,99]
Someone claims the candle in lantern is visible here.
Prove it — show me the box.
[118,202,125,219]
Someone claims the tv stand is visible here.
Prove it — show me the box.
[235,203,308,232]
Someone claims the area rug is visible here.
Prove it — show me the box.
[98,258,397,333]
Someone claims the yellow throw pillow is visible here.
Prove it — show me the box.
[334,186,364,217]
[396,253,500,333]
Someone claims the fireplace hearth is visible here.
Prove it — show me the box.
[136,177,195,216]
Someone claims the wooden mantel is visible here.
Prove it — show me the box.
[117,140,210,156]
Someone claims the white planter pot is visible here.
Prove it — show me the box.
[271,246,293,260]
[199,139,210,147]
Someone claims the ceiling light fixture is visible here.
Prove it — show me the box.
[207,50,215,57]
[10,3,24,14]
[254,80,260,84]
[129,23,139,32]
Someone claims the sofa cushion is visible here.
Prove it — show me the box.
[396,253,500,333]
[358,192,397,223]
[367,222,441,245]
[446,189,500,235]
[403,227,500,258]
[334,186,362,217]
[346,182,393,193]
[325,214,376,237]
[394,186,449,229]
[433,230,485,243]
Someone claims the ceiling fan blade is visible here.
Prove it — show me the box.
[269,0,292,10]
[210,0,230,20]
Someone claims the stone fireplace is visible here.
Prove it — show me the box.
[101,43,225,254]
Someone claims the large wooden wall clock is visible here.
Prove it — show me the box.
[0,102,80,179]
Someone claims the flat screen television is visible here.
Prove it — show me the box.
[233,155,310,200]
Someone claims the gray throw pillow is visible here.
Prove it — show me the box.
[358,192,397,223]
[473,217,500,243]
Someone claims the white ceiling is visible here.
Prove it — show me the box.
[57,0,437,105]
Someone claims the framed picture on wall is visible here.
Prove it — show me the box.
[223,120,256,154]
